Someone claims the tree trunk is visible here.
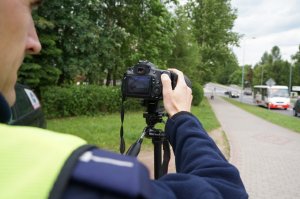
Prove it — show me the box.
[106,70,112,86]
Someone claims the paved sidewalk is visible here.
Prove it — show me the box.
[208,96,300,199]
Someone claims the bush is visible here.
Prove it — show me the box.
[41,83,204,118]
[41,85,142,118]
[192,82,204,106]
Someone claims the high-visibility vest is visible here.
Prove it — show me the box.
[0,124,87,199]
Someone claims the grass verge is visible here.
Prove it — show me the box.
[223,97,300,133]
[47,98,221,152]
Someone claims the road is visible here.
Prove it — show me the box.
[208,96,300,199]
[205,83,298,118]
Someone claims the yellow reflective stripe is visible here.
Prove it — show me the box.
[0,124,86,199]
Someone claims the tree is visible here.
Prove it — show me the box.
[266,46,290,85]
[121,0,176,66]
[228,67,241,85]
[167,6,202,83]
[32,0,176,86]
[188,0,240,83]
[291,45,300,86]
[35,0,109,84]
[215,50,239,85]
[271,46,281,61]
[252,52,271,85]
[253,46,290,86]
[100,0,176,85]
[245,65,254,87]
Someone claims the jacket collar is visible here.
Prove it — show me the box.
[0,93,11,123]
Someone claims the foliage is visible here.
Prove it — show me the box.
[41,85,142,118]
[187,0,240,84]
[192,82,204,106]
[228,65,253,87]
[41,82,205,119]
[18,62,42,87]
[35,1,107,84]
[244,65,254,88]
[28,0,176,87]
[215,51,239,85]
[18,0,300,104]
[252,46,292,86]
[167,6,202,83]
[16,0,267,119]
[291,45,300,87]
[19,0,241,94]
[228,67,242,85]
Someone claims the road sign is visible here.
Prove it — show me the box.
[266,78,276,86]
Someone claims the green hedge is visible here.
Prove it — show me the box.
[41,85,142,118]
[41,83,204,118]
[192,82,204,106]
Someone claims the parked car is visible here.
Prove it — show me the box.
[243,88,252,95]
[293,98,300,117]
[9,84,46,128]
[224,90,231,95]
[229,91,240,98]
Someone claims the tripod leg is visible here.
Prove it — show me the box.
[126,130,146,157]
[161,139,170,175]
[152,138,162,179]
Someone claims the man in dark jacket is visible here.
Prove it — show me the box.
[0,0,248,198]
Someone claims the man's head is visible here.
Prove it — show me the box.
[0,0,42,107]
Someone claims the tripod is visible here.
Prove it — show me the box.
[126,100,170,179]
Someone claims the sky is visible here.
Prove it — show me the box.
[231,0,300,66]
[179,0,300,66]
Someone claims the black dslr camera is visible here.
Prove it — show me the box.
[120,61,192,178]
[122,61,189,100]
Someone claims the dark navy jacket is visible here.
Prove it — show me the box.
[57,112,248,199]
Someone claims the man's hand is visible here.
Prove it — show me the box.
[161,69,193,117]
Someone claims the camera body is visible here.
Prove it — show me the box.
[122,61,178,100]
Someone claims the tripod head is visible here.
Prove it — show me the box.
[142,100,166,138]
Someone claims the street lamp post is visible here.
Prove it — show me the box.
[260,65,264,85]
[289,60,295,95]
[242,46,245,90]
[289,64,292,94]
[241,36,256,100]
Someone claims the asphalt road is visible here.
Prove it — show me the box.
[205,83,299,119]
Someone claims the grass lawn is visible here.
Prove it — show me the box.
[47,98,220,152]
[223,97,300,133]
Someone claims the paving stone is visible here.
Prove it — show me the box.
[209,97,300,199]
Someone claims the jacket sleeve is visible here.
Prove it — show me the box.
[62,111,248,199]
[151,111,248,199]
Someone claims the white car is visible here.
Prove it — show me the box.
[229,91,240,98]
